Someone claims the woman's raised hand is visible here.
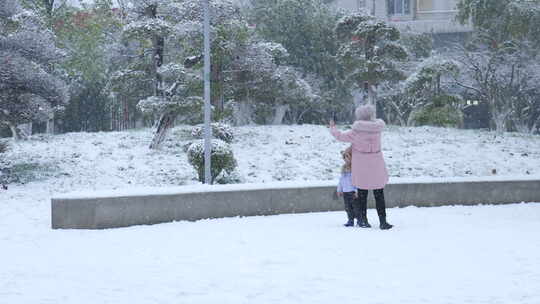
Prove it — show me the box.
[328,120,336,129]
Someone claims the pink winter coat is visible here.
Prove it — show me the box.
[330,119,389,190]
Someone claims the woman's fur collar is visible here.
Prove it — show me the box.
[352,119,385,132]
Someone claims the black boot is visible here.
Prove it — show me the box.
[343,192,355,227]
[344,219,354,227]
[379,217,393,230]
[356,189,371,228]
[358,216,372,228]
[374,189,393,230]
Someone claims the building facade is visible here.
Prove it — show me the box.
[333,0,472,34]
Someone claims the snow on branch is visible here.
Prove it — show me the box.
[123,18,172,38]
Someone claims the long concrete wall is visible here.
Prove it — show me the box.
[51,177,540,229]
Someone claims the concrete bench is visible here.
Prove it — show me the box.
[51,176,540,229]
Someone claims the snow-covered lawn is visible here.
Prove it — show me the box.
[2,125,540,190]
[1,203,539,303]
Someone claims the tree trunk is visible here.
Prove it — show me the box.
[387,99,407,126]
[212,60,224,112]
[122,97,130,130]
[513,121,532,134]
[9,124,19,141]
[135,117,145,128]
[365,32,376,106]
[147,4,164,97]
[149,111,176,149]
[490,97,513,133]
[153,35,165,96]
[492,109,509,133]
[232,102,252,126]
[352,88,365,107]
[110,102,115,131]
[147,3,169,148]
[46,119,54,134]
[43,0,54,17]
[367,82,377,106]
[272,104,289,125]
[9,124,28,140]
[295,108,311,124]
[493,118,506,133]
[407,108,421,126]
[19,123,32,137]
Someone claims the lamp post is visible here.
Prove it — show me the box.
[203,0,212,184]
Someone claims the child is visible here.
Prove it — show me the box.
[336,146,361,227]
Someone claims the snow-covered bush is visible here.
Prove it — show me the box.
[191,123,234,143]
[412,104,463,128]
[187,139,237,183]
[214,170,243,185]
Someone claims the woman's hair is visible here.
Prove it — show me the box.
[355,104,376,121]
[341,146,352,173]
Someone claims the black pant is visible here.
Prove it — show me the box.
[357,188,387,219]
[343,192,360,221]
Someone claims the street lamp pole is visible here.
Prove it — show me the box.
[203,0,212,184]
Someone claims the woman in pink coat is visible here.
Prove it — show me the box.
[329,105,393,230]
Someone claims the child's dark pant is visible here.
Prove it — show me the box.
[343,192,361,221]
[357,189,387,219]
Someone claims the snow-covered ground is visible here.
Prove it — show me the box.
[1,203,539,303]
[1,125,539,302]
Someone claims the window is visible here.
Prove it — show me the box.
[418,0,433,11]
[357,0,365,10]
[388,0,411,15]
[418,0,458,12]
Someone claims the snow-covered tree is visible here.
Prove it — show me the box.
[224,39,317,125]
[247,0,349,123]
[378,30,433,126]
[383,57,461,126]
[335,11,408,106]
[406,57,461,126]
[454,37,539,132]
[20,0,67,20]
[171,4,250,118]
[52,0,123,132]
[456,0,540,132]
[115,0,317,139]
[457,0,540,48]
[248,0,340,78]
[0,0,68,139]
[511,85,540,134]
[118,0,246,148]
[122,0,173,96]
[269,66,317,124]
[119,0,183,148]
[169,0,316,125]
[400,30,434,60]
[137,62,204,145]
[225,40,283,124]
